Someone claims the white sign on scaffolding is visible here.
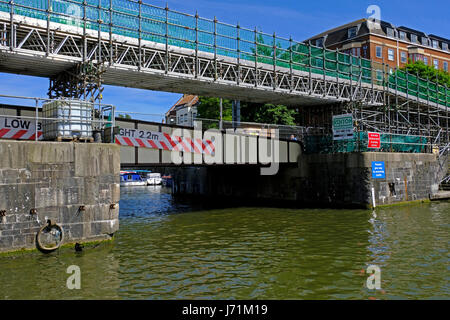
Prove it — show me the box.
[332,114,354,141]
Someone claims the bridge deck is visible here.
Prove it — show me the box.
[2,3,446,109]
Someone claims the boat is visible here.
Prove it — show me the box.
[146,172,162,185]
[120,171,148,187]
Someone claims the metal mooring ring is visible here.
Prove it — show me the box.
[36,220,64,254]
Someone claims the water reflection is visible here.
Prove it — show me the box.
[0,186,448,300]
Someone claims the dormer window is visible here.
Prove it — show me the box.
[422,37,429,46]
[432,40,439,49]
[348,27,357,39]
[399,31,406,41]
[443,43,449,51]
[316,38,324,47]
[411,34,418,43]
[386,27,394,38]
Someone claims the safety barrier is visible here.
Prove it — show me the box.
[305,132,429,154]
[0,0,448,106]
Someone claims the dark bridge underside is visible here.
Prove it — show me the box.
[0,53,338,106]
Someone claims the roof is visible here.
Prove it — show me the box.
[165,94,199,116]
[397,26,427,37]
[305,18,449,48]
[304,19,366,42]
[428,34,450,43]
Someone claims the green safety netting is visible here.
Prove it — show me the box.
[0,0,448,106]
[388,70,449,107]
[305,132,428,154]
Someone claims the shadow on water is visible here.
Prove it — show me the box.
[0,186,448,299]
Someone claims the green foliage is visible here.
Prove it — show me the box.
[250,33,286,65]
[197,97,297,126]
[196,97,232,121]
[251,104,296,125]
[401,61,450,87]
[118,114,132,119]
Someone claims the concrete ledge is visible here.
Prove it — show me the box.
[430,191,450,201]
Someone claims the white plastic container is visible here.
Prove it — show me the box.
[42,100,93,140]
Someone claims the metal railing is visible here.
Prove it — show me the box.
[0,95,442,156]
[0,94,115,141]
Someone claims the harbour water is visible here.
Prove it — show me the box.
[0,186,448,300]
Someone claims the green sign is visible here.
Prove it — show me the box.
[332,114,354,141]
[332,114,353,129]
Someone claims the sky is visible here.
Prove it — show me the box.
[0,0,448,118]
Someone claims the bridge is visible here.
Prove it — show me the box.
[0,1,448,106]
[0,0,448,148]
[0,102,302,168]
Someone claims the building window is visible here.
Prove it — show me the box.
[424,57,428,65]
[348,27,357,39]
[351,47,361,57]
[400,52,407,63]
[443,43,449,51]
[399,31,406,41]
[432,40,439,49]
[433,59,439,69]
[388,48,395,61]
[362,45,368,58]
[410,53,425,63]
[422,37,429,46]
[376,46,382,58]
[316,38,323,47]
[411,34,418,43]
[386,27,394,38]
[444,61,448,72]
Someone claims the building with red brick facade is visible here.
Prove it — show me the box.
[305,19,449,74]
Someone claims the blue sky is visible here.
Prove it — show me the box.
[0,0,448,118]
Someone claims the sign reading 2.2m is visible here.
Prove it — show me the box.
[119,128,161,141]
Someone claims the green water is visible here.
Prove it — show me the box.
[0,187,449,300]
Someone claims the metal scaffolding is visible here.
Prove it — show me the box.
[0,0,448,149]
[48,61,105,101]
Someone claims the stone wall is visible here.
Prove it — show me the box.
[172,152,440,208]
[297,152,440,207]
[0,140,120,253]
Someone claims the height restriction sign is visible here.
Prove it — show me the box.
[368,132,381,149]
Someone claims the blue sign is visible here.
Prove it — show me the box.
[372,161,386,179]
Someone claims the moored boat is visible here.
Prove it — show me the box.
[147,172,162,185]
[120,171,147,187]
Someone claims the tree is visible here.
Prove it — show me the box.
[196,96,297,126]
[250,33,285,64]
[196,97,232,120]
[251,104,296,125]
[400,61,450,87]
[118,114,132,119]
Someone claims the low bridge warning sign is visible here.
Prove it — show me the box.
[115,128,215,155]
[0,116,43,140]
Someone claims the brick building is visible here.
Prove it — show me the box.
[305,19,449,73]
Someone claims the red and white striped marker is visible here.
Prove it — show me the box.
[0,128,43,140]
[115,132,215,155]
